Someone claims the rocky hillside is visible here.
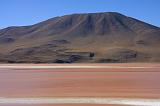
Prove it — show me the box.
[0,12,159,63]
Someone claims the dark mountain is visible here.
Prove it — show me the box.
[0,12,160,63]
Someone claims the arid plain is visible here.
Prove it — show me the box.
[0,63,160,106]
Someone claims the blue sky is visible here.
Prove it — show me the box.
[0,0,160,29]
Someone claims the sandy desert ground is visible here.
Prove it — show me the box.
[0,63,160,106]
[0,104,128,106]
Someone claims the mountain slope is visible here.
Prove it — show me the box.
[0,12,160,63]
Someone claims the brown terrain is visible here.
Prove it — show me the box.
[1,63,160,98]
[0,63,160,106]
[0,12,159,63]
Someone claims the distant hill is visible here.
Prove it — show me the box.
[0,12,160,63]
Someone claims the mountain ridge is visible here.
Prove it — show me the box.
[0,12,159,63]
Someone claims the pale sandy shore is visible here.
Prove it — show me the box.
[0,104,128,106]
[0,63,160,69]
[0,63,160,106]
[0,97,160,106]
